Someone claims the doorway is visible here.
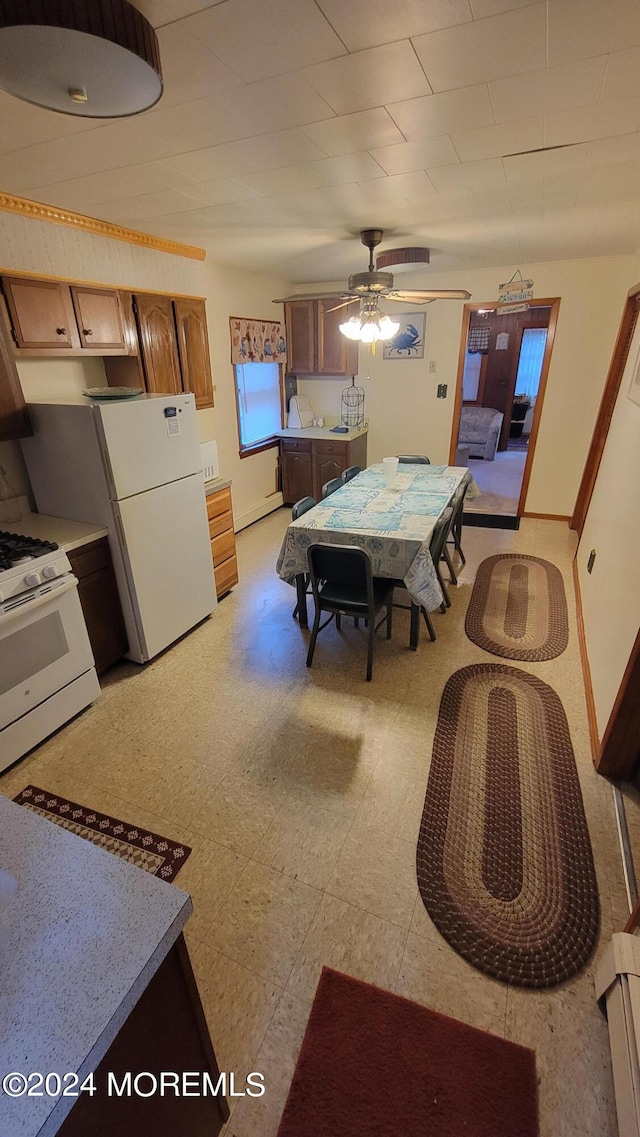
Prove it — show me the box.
[450,298,560,524]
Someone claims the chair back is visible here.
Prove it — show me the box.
[429,507,454,564]
[292,495,316,520]
[307,543,375,609]
[321,477,343,499]
[397,454,430,464]
[450,480,468,523]
[341,465,361,483]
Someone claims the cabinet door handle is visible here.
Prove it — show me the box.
[56,327,66,335]
[83,328,93,336]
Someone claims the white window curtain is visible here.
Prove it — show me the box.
[515,328,548,399]
[235,362,281,447]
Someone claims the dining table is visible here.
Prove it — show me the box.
[276,462,479,648]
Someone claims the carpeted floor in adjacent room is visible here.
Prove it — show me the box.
[0,509,625,1137]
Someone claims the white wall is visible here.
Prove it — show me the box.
[297,255,633,515]
[0,211,287,529]
[577,293,640,736]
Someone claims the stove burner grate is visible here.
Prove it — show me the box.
[0,531,59,572]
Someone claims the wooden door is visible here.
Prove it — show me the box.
[285,301,315,374]
[174,297,214,409]
[315,455,347,498]
[2,277,80,349]
[281,441,313,503]
[71,286,126,350]
[134,294,182,395]
[316,298,358,376]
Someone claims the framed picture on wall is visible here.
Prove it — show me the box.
[629,336,640,406]
[383,312,426,359]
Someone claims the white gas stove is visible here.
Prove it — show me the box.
[0,529,101,771]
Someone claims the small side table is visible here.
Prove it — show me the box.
[455,444,471,466]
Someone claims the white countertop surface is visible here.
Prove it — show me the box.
[11,508,108,554]
[0,796,192,1137]
[276,425,368,441]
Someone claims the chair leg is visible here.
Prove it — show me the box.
[421,607,436,641]
[386,601,393,640]
[354,617,359,628]
[336,612,342,631]
[306,608,322,668]
[366,612,375,681]
[454,528,466,565]
[435,564,451,608]
[443,546,457,585]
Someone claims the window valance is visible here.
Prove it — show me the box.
[230,317,286,365]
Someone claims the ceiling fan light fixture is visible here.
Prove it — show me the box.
[0,0,163,118]
[339,309,399,343]
[339,316,364,340]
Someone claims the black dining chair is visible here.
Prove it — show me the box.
[305,544,395,681]
[291,496,316,620]
[431,506,455,610]
[447,479,468,567]
[341,465,361,483]
[321,477,343,499]
[397,454,430,464]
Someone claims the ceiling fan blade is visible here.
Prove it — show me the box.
[384,294,435,305]
[325,298,359,313]
[272,291,349,303]
[387,289,471,301]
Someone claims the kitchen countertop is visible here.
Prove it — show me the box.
[11,505,108,554]
[276,425,368,441]
[204,476,232,496]
[0,795,191,1137]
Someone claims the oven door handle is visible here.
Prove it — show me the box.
[1,577,78,625]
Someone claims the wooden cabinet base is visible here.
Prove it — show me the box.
[68,538,128,674]
[281,433,368,503]
[59,934,229,1137]
[207,486,239,599]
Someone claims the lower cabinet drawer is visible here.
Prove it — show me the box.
[211,527,236,566]
[315,440,348,457]
[215,555,238,598]
[282,438,312,453]
[206,487,232,520]
[208,508,233,540]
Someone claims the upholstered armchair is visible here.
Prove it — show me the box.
[458,407,504,461]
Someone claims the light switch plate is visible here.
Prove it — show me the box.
[437,384,447,398]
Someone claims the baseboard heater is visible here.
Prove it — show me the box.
[596,933,640,1136]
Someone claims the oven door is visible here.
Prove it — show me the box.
[0,576,95,731]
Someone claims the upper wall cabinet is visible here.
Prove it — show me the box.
[3,277,81,350]
[134,293,183,396]
[70,286,126,351]
[285,299,358,377]
[174,298,214,411]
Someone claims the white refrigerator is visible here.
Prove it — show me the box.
[21,394,217,663]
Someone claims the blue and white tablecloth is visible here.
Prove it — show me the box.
[276,464,479,611]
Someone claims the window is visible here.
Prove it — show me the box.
[234,361,282,455]
[515,328,548,400]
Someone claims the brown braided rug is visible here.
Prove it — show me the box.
[417,664,599,988]
[465,553,568,660]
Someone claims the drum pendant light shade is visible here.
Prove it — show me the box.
[0,0,163,118]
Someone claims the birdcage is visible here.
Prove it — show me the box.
[341,375,365,429]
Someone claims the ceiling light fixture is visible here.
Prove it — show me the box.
[0,1,163,118]
[340,297,399,344]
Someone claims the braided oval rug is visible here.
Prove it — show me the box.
[465,553,569,661]
[417,663,599,988]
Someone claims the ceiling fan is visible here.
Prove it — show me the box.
[273,229,471,343]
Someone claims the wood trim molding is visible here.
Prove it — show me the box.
[0,191,206,262]
[448,304,472,464]
[597,628,640,781]
[571,285,640,535]
[515,299,560,517]
[521,511,571,521]
[572,557,600,764]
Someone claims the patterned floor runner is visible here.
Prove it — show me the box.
[13,785,191,881]
[417,664,599,988]
[465,553,568,660]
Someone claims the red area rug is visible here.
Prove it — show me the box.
[277,968,539,1137]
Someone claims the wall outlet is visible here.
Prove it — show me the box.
[587,549,596,574]
[429,360,436,373]
[437,384,448,399]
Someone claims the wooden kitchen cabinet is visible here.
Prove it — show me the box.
[134,293,183,396]
[206,485,238,598]
[0,307,30,440]
[174,297,214,410]
[68,538,128,674]
[285,299,358,376]
[70,286,126,350]
[280,432,367,503]
[2,276,80,349]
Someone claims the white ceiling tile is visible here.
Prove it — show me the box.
[316,0,473,53]
[179,177,262,205]
[544,99,640,148]
[302,108,406,156]
[302,41,431,116]
[357,171,437,203]
[0,92,101,153]
[143,98,247,150]
[111,161,200,193]
[186,0,346,82]
[503,144,588,182]
[469,0,539,15]
[585,133,640,168]
[548,0,640,67]
[369,136,460,174]
[451,117,543,161]
[233,165,324,196]
[428,157,507,190]
[221,128,330,172]
[601,48,640,102]
[212,75,336,136]
[155,24,246,107]
[159,145,255,182]
[387,85,495,140]
[187,202,265,226]
[412,4,546,92]
[489,57,609,124]
[97,189,204,220]
[300,152,387,186]
[27,173,142,210]
[132,0,223,27]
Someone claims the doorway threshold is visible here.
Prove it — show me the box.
[463,511,520,531]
